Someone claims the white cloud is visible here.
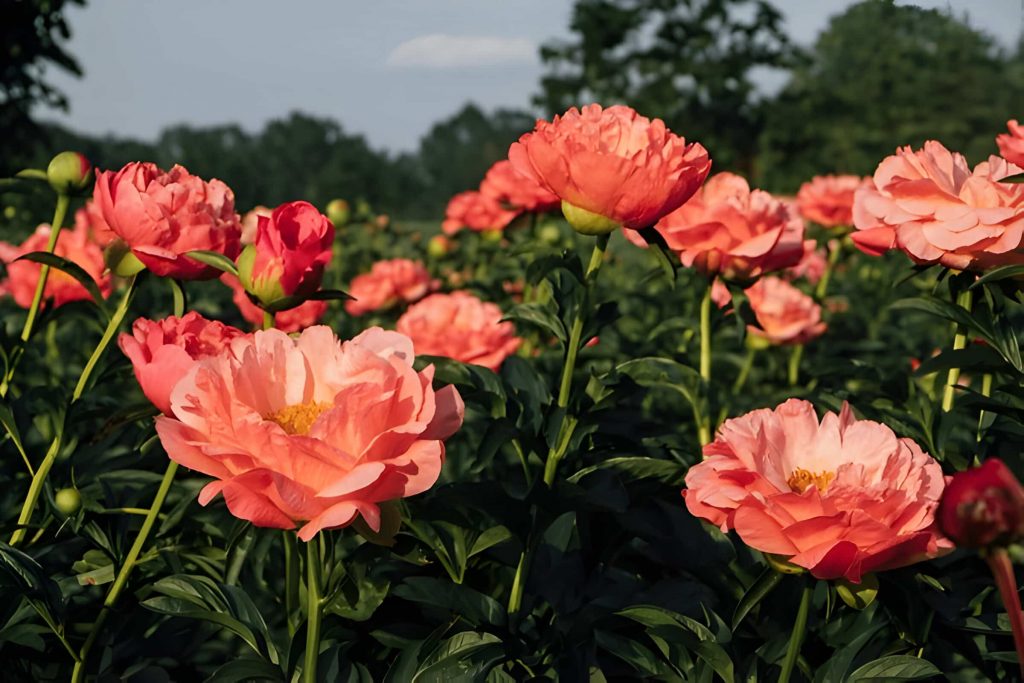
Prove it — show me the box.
[386,34,537,69]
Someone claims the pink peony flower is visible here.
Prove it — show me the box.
[345,258,437,316]
[745,276,827,345]
[396,291,521,371]
[3,222,112,309]
[93,162,242,279]
[74,199,117,247]
[711,278,732,309]
[154,326,464,540]
[784,240,828,285]
[118,312,246,416]
[683,399,950,582]
[442,191,518,235]
[222,274,327,333]
[997,120,1024,168]
[796,175,869,228]
[851,141,1024,270]
[240,205,273,245]
[479,160,560,213]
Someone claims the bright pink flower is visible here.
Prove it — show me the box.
[240,205,273,245]
[345,259,437,316]
[479,160,560,213]
[74,199,117,247]
[118,312,245,416]
[154,326,464,540]
[683,399,950,582]
[4,222,112,309]
[851,141,1024,270]
[509,104,710,232]
[997,120,1024,168]
[396,291,521,371]
[796,175,869,227]
[784,240,828,285]
[939,458,1024,549]
[93,162,242,279]
[745,276,827,345]
[442,191,518,235]
[222,274,327,333]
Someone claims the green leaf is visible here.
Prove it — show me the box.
[569,456,685,486]
[142,596,264,656]
[618,605,734,682]
[265,288,353,313]
[411,631,504,682]
[16,251,106,308]
[503,302,567,343]
[205,657,285,682]
[847,655,941,682]
[187,249,239,276]
[392,577,506,627]
[732,567,784,630]
[971,265,1024,288]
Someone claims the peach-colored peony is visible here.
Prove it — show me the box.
[784,240,827,285]
[396,291,521,371]
[345,258,437,316]
[118,312,245,416]
[796,175,869,227]
[509,104,710,231]
[852,141,1024,270]
[154,326,464,540]
[442,191,518,235]
[240,205,273,245]
[74,200,117,246]
[997,120,1024,168]
[711,278,732,309]
[93,162,242,279]
[683,399,950,582]
[646,173,804,280]
[3,222,112,309]
[745,276,827,345]
[222,274,327,333]
[479,160,560,213]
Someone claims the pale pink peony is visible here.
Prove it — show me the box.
[683,399,950,582]
[222,274,327,333]
[997,120,1024,168]
[442,191,518,235]
[851,141,1024,270]
[118,312,246,416]
[479,160,560,213]
[745,276,827,345]
[345,258,437,316]
[4,222,112,309]
[796,175,869,227]
[154,326,464,540]
[396,291,521,371]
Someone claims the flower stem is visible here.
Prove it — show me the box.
[977,372,993,443]
[304,535,324,683]
[262,310,274,331]
[788,345,804,387]
[72,461,179,681]
[941,288,973,413]
[698,280,713,445]
[72,274,138,401]
[733,347,756,394]
[284,531,301,636]
[986,548,1024,679]
[779,582,813,683]
[814,238,843,301]
[20,193,70,343]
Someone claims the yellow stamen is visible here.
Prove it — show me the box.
[270,401,332,436]
[787,467,835,494]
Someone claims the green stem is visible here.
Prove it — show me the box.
[788,345,804,387]
[20,193,70,343]
[284,531,301,637]
[304,535,324,683]
[814,239,843,301]
[72,461,179,681]
[697,280,713,445]
[733,347,756,394]
[977,373,993,443]
[225,527,254,586]
[262,310,274,331]
[941,288,973,413]
[507,545,528,615]
[72,275,138,401]
[779,582,813,683]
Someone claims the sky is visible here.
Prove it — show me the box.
[41,0,1022,153]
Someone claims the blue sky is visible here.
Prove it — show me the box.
[42,0,1020,152]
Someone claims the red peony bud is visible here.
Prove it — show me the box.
[938,459,1024,549]
[47,151,93,194]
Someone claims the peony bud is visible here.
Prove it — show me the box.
[938,459,1024,549]
[55,487,82,515]
[427,235,450,258]
[326,199,350,227]
[47,151,93,194]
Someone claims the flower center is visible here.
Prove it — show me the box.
[270,401,332,436]
[787,468,835,494]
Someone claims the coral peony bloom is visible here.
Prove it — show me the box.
[997,120,1024,168]
[683,399,949,582]
[509,104,710,234]
[796,175,868,228]
[745,276,827,345]
[479,160,560,213]
[3,222,112,309]
[222,274,327,333]
[237,200,334,305]
[851,141,1024,270]
[711,278,732,309]
[396,291,521,371]
[345,258,437,316]
[651,173,805,280]
[118,312,245,416]
[93,162,242,279]
[74,200,117,246]
[442,191,518,235]
[938,459,1024,549]
[240,205,273,245]
[154,326,464,540]
[784,240,828,285]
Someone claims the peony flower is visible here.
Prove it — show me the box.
[345,258,437,316]
[796,175,868,228]
[644,173,804,281]
[222,274,327,333]
[784,240,828,285]
[74,200,117,247]
[93,162,242,279]
[851,141,1024,270]
[683,399,949,582]
[997,120,1024,168]
[3,222,112,309]
[396,291,521,371]
[745,277,827,345]
[479,160,560,213]
[118,312,245,416]
[237,200,334,305]
[240,205,273,245]
[509,104,710,234]
[711,278,732,309]
[938,459,1024,549]
[154,326,464,540]
[441,191,518,235]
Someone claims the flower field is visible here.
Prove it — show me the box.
[2,104,1024,682]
